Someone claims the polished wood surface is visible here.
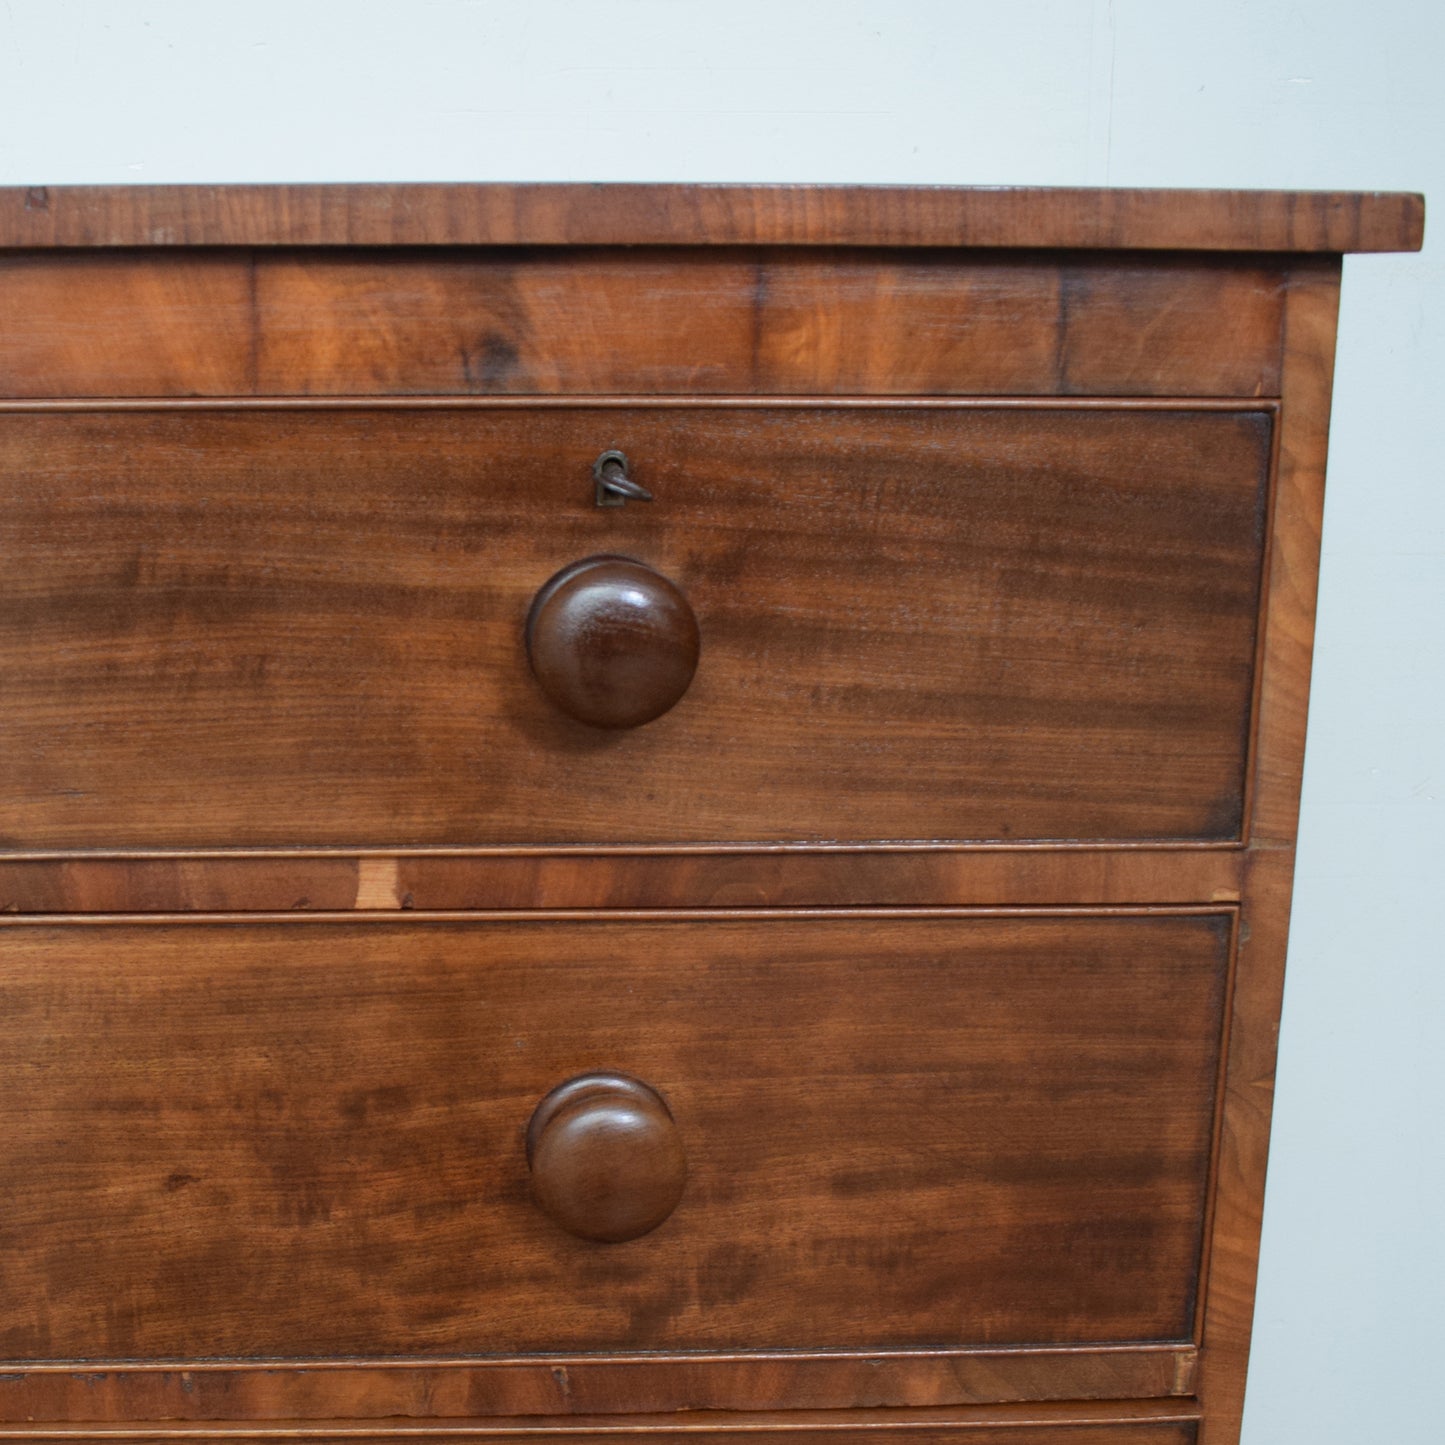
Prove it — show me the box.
[527,558,700,729]
[0,253,1287,399]
[0,182,1422,252]
[527,1074,689,1242]
[0,1423,1199,1445]
[0,183,1421,1443]
[0,846,1246,914]
[0,913,1226,1361]
[1192,261,1343,1445]
[0,402,1270,848]
[0,1403,1202,1441]
[0,1349,1196,1422]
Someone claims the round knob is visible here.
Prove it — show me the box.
[526,1074,687,1243]
[525,556,699,728]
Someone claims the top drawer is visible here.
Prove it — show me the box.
[0,250,1286,398]
[0,401,1268,850]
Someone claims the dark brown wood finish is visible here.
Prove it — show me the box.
[0,846,1247,914]
[0,1404,1202,1443]
[0,913,1226,1363]
[0,1423,1200,1445]
[1192,262,1342,1444]
[0,1353,1197,1424]
[527,1074,690,1242]
[0,182,1422,251]
[0,184,1423,1444]
[0,402,1270,849]
[527,558,701,729]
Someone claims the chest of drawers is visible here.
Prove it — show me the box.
[0,183,1424,1445]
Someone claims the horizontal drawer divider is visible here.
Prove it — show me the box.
[0,850,1245,914]
[0,396,1281,412]
[0,1397,1204,1438]
[0,1347,1199,1421]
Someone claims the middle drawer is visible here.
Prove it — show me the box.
[0,910,1229,1361]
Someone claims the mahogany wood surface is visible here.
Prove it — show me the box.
[0,402,1270,849]
[0,252,1286,399]
[0,185,1423,1443]
[526,1073,690,1242]
[0,847,1247,914]
[0,1411,1201,1445]
[0,182,1422,252]
[526,558,701,729]
[0,913,1226,1362]
[0,1425,1198,1445]
[1190,262,1342,1445]
[0,1350,1196,1424]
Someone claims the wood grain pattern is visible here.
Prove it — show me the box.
[0,1403,1202,1443]
[525,557,701,729]
[0,1424,1199,1444]
[0,403,1270,849]
[254,253,1283,401]
[526,1073,690,1242]
[0,1434,1198,1445]
[0,1352,1197,1424]
[0,914,1228,1362]
[0,252,255,396]
[0,252,1285,400]
[0,190,1412,1444]
[0,848,1246,915]
[0,1400,1202,1434]
[1193,262,1342,1445]
[0,182,1423,252]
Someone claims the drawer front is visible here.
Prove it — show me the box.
[0,912,1228,1361]
[0,249,1285,400]
[0,403,1269,848]
[0,1427,1196,1445]
[0,1421,1201,1444]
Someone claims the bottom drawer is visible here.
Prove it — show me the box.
[0,911,1228,1417]
[0,1420,1200,1445]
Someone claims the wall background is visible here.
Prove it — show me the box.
[2,3,1439,1441]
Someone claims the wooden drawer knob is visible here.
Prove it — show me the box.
[526,1074,688,1243]
[525,556,699,728]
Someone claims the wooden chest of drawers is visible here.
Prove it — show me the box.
[0,183,1424,1445]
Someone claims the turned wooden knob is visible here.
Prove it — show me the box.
[525,556,699,728]
[526,1074,688,1243]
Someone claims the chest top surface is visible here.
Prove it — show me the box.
[0,181,1426,251]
